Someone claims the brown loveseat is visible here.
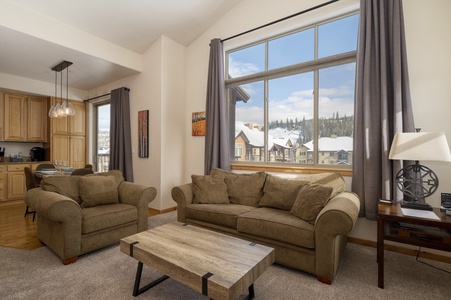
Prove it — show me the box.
[171,168,360,284]
[25,170,157,264]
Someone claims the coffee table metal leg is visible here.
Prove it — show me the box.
[240,284,255,300]
[133,262,256,299]
[133,261,169,297]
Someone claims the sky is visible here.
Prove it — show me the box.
[227,13,359,126]
[97,103,110,131]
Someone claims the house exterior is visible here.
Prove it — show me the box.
[303,136,353,165]
[235,123,296,162]
[236,125,353,166]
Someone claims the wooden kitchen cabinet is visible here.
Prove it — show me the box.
[0,166,5,202]
[6,164,28,200]
[0,163,41,205]
[70,135,86,169]
[27,96,48,142]
[1,93,26,141]
[51,135,70,163]
[48,98,86,168]
[50,99,85,136]
[0,92,48,142]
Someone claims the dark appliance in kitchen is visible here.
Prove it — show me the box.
[30,147,45,161]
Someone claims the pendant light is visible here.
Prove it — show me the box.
[48,60,74,118]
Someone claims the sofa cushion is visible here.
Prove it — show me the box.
[191,175,229,204]
[211,168,266,207]
[303,172,345,198]
[82,203,137,234]
[290,183,333,224]
[40,176,82,204]
[79,176,119,208]
[186,204,256,229]
[237,207,315,249]
[86,170,125,187]
[259,174,307,210]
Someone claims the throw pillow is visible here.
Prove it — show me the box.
[85,170,125,187]
[191,174,229,204]
[259,174,307,210]
[79,176,119,208]
[304,172,345,198]
[40,176,82,204]
[290,183,333,224]
[210,168,266,207]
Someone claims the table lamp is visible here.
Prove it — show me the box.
[389,131,451,210]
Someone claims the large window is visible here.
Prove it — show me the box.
[226,13,358,168]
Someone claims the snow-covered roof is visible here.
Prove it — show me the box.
[304,136,353,152]
[235,123,265,147]
[272,138,292,148]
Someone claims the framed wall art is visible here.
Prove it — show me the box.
[138,110,149,158]
[192,111,206,136]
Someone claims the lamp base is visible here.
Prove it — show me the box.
[401,201,433,211]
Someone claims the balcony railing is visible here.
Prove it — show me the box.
[96,154,110,172]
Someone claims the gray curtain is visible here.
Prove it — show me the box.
[110,87,134,182]
[204,38,231,175]
[352,0,415,220]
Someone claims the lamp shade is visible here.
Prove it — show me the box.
[389,132,451,162]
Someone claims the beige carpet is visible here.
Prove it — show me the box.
[1,211,450,300]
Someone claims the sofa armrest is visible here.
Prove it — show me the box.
[314,191,360,282]
[171,183,194,222]
[118,182,157,231]
[25,188,82,223]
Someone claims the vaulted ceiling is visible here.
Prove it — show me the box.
[0,0,242,91]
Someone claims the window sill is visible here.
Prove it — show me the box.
[231,163,353,177]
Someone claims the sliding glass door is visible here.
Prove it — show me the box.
[94,103,110,172]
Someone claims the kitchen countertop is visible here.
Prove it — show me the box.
[0,161,52,165]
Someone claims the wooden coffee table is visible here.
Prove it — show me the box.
[120,222,275,299]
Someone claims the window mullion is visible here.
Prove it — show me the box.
[264,79,269,163]
[264,41,269,163]
[313,69,319,166]
[313,23,319,166]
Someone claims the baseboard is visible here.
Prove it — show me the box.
[347,237,451,264]
[148,206,177,215]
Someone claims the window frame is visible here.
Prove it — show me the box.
[89,97,111,173]
[225,12,358,175]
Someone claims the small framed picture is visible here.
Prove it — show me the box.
[138,110,149,157]
[192,111,206,136]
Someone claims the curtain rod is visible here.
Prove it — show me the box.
[83,87,130,102]
[221,0,340,43]
[84,93,110,102]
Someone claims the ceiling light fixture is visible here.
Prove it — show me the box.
[48,60,75,118]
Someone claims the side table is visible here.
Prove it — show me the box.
[377,202,451,288]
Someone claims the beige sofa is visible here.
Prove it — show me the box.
[171,168,360,284]
[25,170,157,264]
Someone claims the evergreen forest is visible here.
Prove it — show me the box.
[267,113,354,144]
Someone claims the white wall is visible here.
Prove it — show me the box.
[160,36,186,210]
[88,35,186,211]
[404,0,451,208]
